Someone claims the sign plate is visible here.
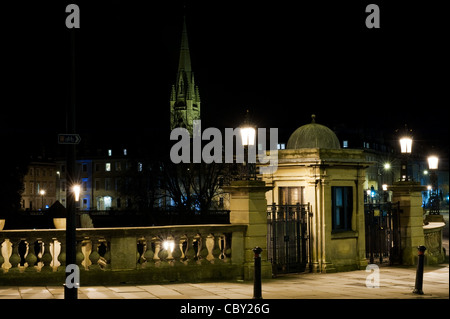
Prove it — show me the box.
[58,134,81,144]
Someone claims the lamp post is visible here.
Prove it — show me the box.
[65,26,78,300]
[239,110,256,180]
[399,136,412,181]
[427,155,440,215]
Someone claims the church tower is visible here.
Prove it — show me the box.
[170,16,201,135]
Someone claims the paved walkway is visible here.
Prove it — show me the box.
[0,264,448,299]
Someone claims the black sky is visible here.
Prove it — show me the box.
[1,0,447,160]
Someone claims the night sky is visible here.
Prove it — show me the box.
[1,0,447,160]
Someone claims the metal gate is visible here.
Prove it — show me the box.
[364,202,402,265]
[267,203,311,275]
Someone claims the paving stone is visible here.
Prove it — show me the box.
[0,264,447,299]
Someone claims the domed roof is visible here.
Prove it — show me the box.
[287,115,341,149]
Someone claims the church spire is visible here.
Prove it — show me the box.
[178,16,191,73]
[170,14,201,135]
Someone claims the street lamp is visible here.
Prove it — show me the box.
[399,135,412,181]
[239,110,256,180]
[72,184,81,202]
[399,137,412,154]
[427,155,438,170]
[427,155,440,215]
[39,189,46,210]
[240,126,256,147]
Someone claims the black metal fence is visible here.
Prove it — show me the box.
[364,202,402,265]
[267,203,311,275]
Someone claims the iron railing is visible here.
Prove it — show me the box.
[267,203,311,275]
[364,202,402,265]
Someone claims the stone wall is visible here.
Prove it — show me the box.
[0,225,247,286]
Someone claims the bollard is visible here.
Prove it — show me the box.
[412,245,426,295]
[253,246,263,299]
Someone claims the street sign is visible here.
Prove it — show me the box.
[58,134,81,144]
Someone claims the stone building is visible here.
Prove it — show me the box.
[56,148,132,211]
[21,161,57,210]
[261,115,371,272]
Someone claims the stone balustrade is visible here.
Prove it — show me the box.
[0,224,247,285]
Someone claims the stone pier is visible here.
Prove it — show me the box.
[389,181,427,265]
[224,180,273,280]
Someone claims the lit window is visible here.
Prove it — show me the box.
[123,149,127,156]
[104,196,112,209]
[343,140,348,148]
[138,162,143,172]
[108,149,112,156]
[105,163,111,171]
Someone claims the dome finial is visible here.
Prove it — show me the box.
[311,114,316,123]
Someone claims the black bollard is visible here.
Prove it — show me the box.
[413,245,426,295]
[253,247,263,299]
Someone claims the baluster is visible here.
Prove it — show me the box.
[57,239,66,271]
[172,235,182,263]
[142,236,154,268]
[97,238,109,269]
[1,238,12,272]
[18,239,28,270]
[76,239,85,270]
[193,233,202,262]
[199,235,208,262]
[185,235,195,263]
[89,237,101,271]
[50,238,61,271]
[206,233,215,263]
[25,238,38,272]
[9,238,22,273]
[81,238,92,270]
[35,239,45,270]
[217,234,227,262]
[152,237,161,262]
[40,238,53,272]
[179,234,188,263]
[137,237,146,266]
[0,239,4,271]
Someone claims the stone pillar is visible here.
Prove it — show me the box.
[389,181,426,266]
[224,180,272,280]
